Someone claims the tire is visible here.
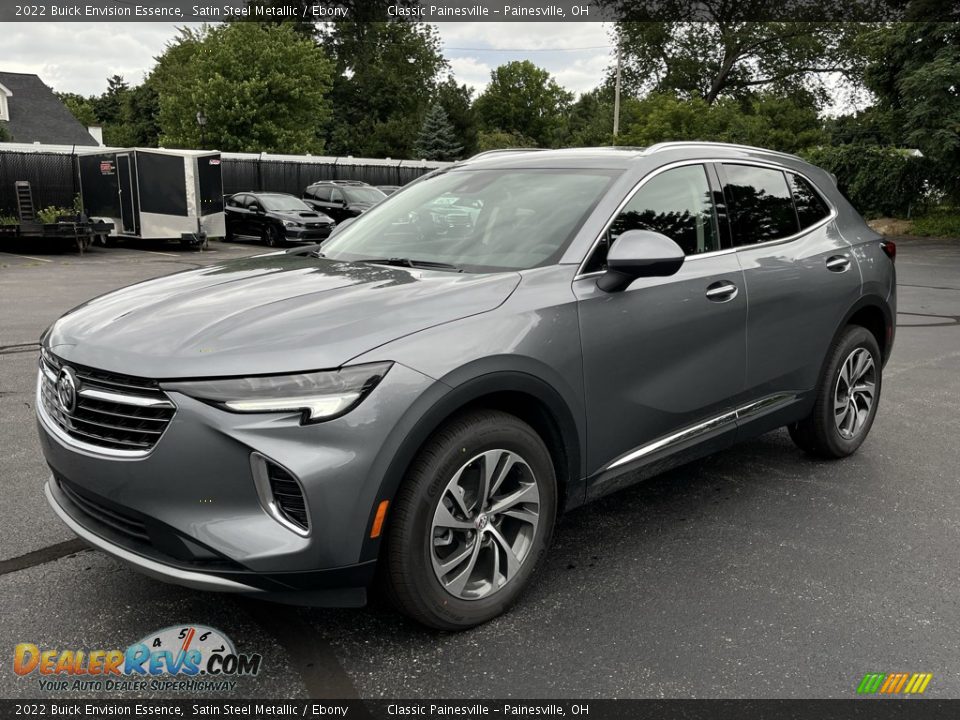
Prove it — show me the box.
[384,409,557,630]
[262,225,282,248]
[789,325,882,459]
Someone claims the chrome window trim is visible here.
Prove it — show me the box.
[602,392,797,472]
[574,158,837,281]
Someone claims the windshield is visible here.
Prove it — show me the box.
[259,194,312,212]
[321,168,619,272]
[344,186,387,204]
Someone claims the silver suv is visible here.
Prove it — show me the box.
[37,143,896,629]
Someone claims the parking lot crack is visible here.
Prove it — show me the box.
[0,539,89,576]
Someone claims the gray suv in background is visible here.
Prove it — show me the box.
[37,143,895,629]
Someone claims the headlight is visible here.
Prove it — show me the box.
[162,362,392,423]
[284,220,301,228]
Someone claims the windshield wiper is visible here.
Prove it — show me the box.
[353,257,463,272]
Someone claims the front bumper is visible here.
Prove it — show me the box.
[37,360,436,602]
[283,225,333,242]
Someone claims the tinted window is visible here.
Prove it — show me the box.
[343,186,387,204]
[330,188,344,203]
[584,164,720,273]
[310,186,331,201]
[788,173,831,229]
[723,164,799,245]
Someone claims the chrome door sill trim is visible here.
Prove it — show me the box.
[604,393,797,471]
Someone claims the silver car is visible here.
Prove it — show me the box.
[37,143,896,629]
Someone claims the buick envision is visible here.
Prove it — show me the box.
[38,143,895,629]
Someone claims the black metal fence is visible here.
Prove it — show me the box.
[0,148,446,217]
[221,157,440,196]
[0,152,78,217]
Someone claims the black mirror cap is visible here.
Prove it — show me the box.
[597,230,685,292]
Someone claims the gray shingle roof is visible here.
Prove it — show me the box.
[0,72,97,146]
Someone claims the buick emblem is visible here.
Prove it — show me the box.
[56,367,78,414]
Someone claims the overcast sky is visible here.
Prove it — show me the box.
[1,22,616,98]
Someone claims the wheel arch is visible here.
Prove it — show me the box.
[839,295,894,365]
[358,369,585,563]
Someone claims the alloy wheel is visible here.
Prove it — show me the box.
[834,347,876,440]
[430,449,540,601]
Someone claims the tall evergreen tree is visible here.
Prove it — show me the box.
[413,105,463,161]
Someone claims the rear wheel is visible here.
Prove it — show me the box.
[384,410,557,630]
[789,325,882,458]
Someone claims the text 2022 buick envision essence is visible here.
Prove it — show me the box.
[37,143,895,629]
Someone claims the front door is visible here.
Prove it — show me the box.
[116,154,137,234]
[575,163,748,496]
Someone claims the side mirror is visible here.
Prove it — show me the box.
[597,230,685,292]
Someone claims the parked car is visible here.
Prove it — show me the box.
[375,185,402,196]
[38,143,895,630]
[302,180,387,223]
[225,192,335,246]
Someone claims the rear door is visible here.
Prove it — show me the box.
[719,162,861,409]
[576,162,748,496]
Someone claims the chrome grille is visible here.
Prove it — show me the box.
[38,352,175,455]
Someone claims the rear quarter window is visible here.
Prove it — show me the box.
[788,173,832,229]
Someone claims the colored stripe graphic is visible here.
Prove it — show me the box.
[858,672,932,695]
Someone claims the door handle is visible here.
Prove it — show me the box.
[705,280,738,302]
[826,255,851,273]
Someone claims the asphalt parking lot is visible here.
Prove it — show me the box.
[1,236,958,700]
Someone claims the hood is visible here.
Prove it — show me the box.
[272,210,331,224]
[45,254,520,378]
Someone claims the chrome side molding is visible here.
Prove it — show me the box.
[604,392,797,471]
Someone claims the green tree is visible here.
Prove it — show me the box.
[473,61,573,147]
[322,21,448,157]
[151,23,333,153]
[615,19,866,107]
[0,122,10,142]
[475,130,538,152]
[436,76,477,157]
[413,105,463,161]
[863,22,960,201]
[617,91,824,154]
[57,92,98,128]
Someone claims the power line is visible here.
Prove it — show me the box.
[443,45,613,52]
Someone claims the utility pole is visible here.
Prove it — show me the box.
[613,42,622,142]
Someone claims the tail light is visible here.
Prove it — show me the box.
[880,240,896,262]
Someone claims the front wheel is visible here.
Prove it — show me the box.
[789,325,882,458]
[384,410,557,630]
[262,225,282,247]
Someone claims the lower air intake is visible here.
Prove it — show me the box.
[250,453,310,535]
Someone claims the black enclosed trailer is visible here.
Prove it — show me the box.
[77,148,225,244]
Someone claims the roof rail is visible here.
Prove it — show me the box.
[464,148,548,162]
[644,141,802,162]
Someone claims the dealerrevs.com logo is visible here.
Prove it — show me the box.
[14,625,262,693]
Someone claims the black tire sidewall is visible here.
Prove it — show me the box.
[817,326,882,457]
[387,411,557,629]
[264,225,280,247]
